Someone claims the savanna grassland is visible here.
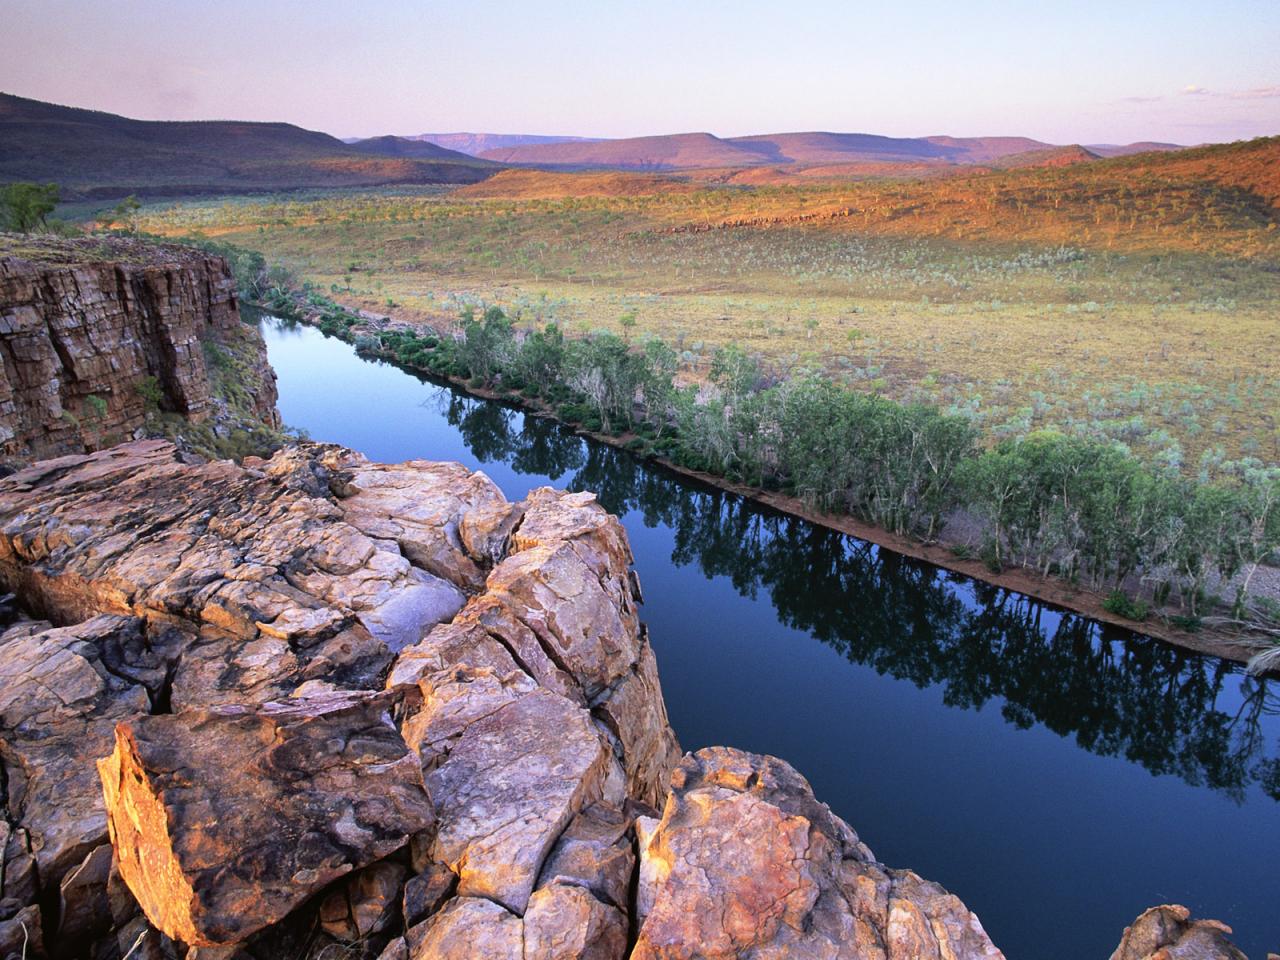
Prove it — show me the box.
[130,136,1280,468]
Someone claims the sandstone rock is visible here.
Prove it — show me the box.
[592,635,681,809]
[401,862,456,927]
[484,540,638,701]
[0,237,278,463]
[0,615,169,889]
[0,438,1030,960]
[333,458,519,591]
[633,747,1004,960]
[525,881,628,960]
[535,802,635,912]
[318,860,408,942]
[0,822,38,914]
[377,938,410,960]
[393,620,537,770]
[56,842,115,946]
[405,897,523,960]
[98,690,433,946]
[511,487,633,581]
[0,443,475,703]
[0,904,41,960]
[1110,904,1247,960]
[426,688,618,914]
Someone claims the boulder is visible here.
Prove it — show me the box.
[98,690,433,946]
[405,897,523,960]
[318,861,408,942]
[56,843,115,946]
[525,881,628,960]
[1109,904,1248,960]
[0,615,172,889]
[0,905,41,960]
[632,747,1005,960]
[333,458,520,591]
[401,862,456,927]
[535,802,635,912]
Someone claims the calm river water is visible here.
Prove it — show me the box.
[262,318,1278,960]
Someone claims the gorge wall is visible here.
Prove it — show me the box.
[0,236,278,464]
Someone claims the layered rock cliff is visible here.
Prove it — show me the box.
[0,235,278,465]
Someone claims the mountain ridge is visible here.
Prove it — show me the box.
[476,129,1185,169]
[0,93,496,198]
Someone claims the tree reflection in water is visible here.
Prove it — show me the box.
[441,390,1280,803]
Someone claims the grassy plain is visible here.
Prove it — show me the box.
[130,137,1280,468]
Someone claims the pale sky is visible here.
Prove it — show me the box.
[4,0,1278,144]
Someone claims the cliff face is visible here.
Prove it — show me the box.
[0,235,278,463]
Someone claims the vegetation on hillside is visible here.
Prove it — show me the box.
[130,136,1280,467]
[0,181,59,232]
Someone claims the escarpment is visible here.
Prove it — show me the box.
[0,440,1256,958]
[0,235,278,464]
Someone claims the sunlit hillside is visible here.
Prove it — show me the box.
[131,137,1280,468]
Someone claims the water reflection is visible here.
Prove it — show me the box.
[437,388,1280,803]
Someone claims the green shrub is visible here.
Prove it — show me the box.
[1102,590,1150,621]
[135,376,164,412]
[84,394,108,420]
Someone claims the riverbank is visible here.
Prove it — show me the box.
[271,297,1275,670]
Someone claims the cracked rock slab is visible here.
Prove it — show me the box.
[426,687,619,915]
[0,614,175,891]
[98,690,433,947]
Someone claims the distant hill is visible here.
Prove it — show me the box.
[1086,141,1185,158]
[455,168,698,199]
[0,93,498,198]
[476,130,1179,170]
[479,132,766,169]
[669,136,1280,254]
[345,135,484,162]
[725,132,1054,165]
[990,144,1102,168]
[406,133,603,157]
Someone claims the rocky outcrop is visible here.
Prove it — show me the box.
[1109,905,1250,960]
[0,235,278,463]
[0,440,678,956]
[0,439,1256,959]
[633,747,1005,960]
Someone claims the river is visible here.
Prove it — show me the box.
[261,317,1278,960]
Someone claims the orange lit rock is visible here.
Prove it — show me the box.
[405,897,523,960]
[633,747,1006,960]
[98,690,433,946]
[525,881,628,960]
